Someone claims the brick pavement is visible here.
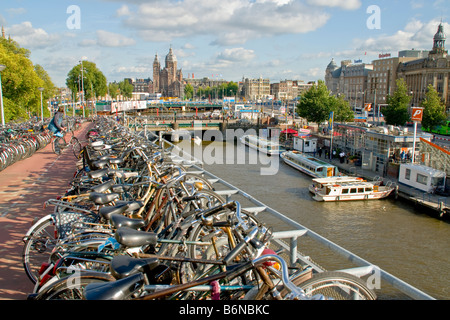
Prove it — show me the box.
[0,121,93,300]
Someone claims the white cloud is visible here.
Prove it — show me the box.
[97,30,136,47]
[116,5,131,17]
[119,0,330,44]
[355,19,448,53]
[7,22,60,49]
[78,30,136,47]
[216,48,256,62]
[307,0,361,10]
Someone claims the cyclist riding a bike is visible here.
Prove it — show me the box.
[48,106,66,138]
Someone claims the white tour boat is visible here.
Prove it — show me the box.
[280,151,340,178]
[310,177,395,202]
[240,134,281,155]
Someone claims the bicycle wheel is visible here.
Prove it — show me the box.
[298,271,377,300]
[52,137,65,155]
[33,272,115,300]
[22,216,57,284]
[70,136,82,159]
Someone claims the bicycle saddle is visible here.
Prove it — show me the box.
[89,192,119,204]
[88,168,109,179]
[90,179,114,193]
[99,203,129,220]
[114,227,158,248]
[109,214,146,230]
[110,255,160,279]
[92,160,109,169]
[84,273,145,300]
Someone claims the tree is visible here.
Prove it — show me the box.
[108,82,120,100]
[297,81,331,124]
[0,37,55,122]
[296,80,354,124]
[118,80,133,99]
[66,61,107,101]
[330,95,354,122]
[184,83,194,100]
[383,78,411,126]
[421,84,447,131]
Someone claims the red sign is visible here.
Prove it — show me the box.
[411,107,423,122]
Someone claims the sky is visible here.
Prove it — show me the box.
[0,0,449,88]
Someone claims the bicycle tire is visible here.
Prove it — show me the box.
[52,137,65,155]
[22,216,57,284]
[297,271,377,300]
[70,136,82,159]
[34,272,115,300]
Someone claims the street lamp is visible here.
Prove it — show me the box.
[0,64,6,126]
[38,87,44,124]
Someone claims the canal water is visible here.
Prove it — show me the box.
[172,136,449,300]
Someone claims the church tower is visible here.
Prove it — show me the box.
[153,53,160,94]
[430,22,447,56]
[165,47,177,84]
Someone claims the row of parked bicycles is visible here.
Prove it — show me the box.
[0,117,83,172]
[22,116,378,300]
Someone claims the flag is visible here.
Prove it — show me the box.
[328,111,334,130]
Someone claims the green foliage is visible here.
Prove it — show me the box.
[383,78,411,126]
[0,38,56,122]
[108,82,120,99]
[184,83,194,100]
[421,84,447,130]
[195,81,238,100]
[297,80,354,124]
[66,61,107,101]
[118,80,133,99]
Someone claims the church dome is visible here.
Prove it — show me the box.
[434,23,446,41]
[326,58,338,71]
[165,48,177,63]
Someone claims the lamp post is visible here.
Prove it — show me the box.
[0,64,6,126]
[38,87,44,124]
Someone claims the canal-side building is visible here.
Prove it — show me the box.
[330,123,433,176]
[397,23,450,110]
[242,76,271,101]
[153,48,184,98]
[326,22,450,111]
[325,59,373,109]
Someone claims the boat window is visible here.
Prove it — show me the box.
[350,188,357,194]
[431,176,444,187]
[342,189,349,194]
[416,174,428,185]
[358,188,364,193]
[365,188,372,192]
[405,168,411,180]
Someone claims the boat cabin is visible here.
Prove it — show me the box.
[398,163,446,193]
[293,136,317,153]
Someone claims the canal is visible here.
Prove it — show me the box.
[171,136,450,300]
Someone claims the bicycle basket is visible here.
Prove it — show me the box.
[54,211,99,239]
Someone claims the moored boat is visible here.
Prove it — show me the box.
[239,134,281,155]
[310,178,395,202]
[280,151,340,178]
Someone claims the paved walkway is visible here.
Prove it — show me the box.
[0,121,93,300]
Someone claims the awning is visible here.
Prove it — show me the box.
[281,128,298,134]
